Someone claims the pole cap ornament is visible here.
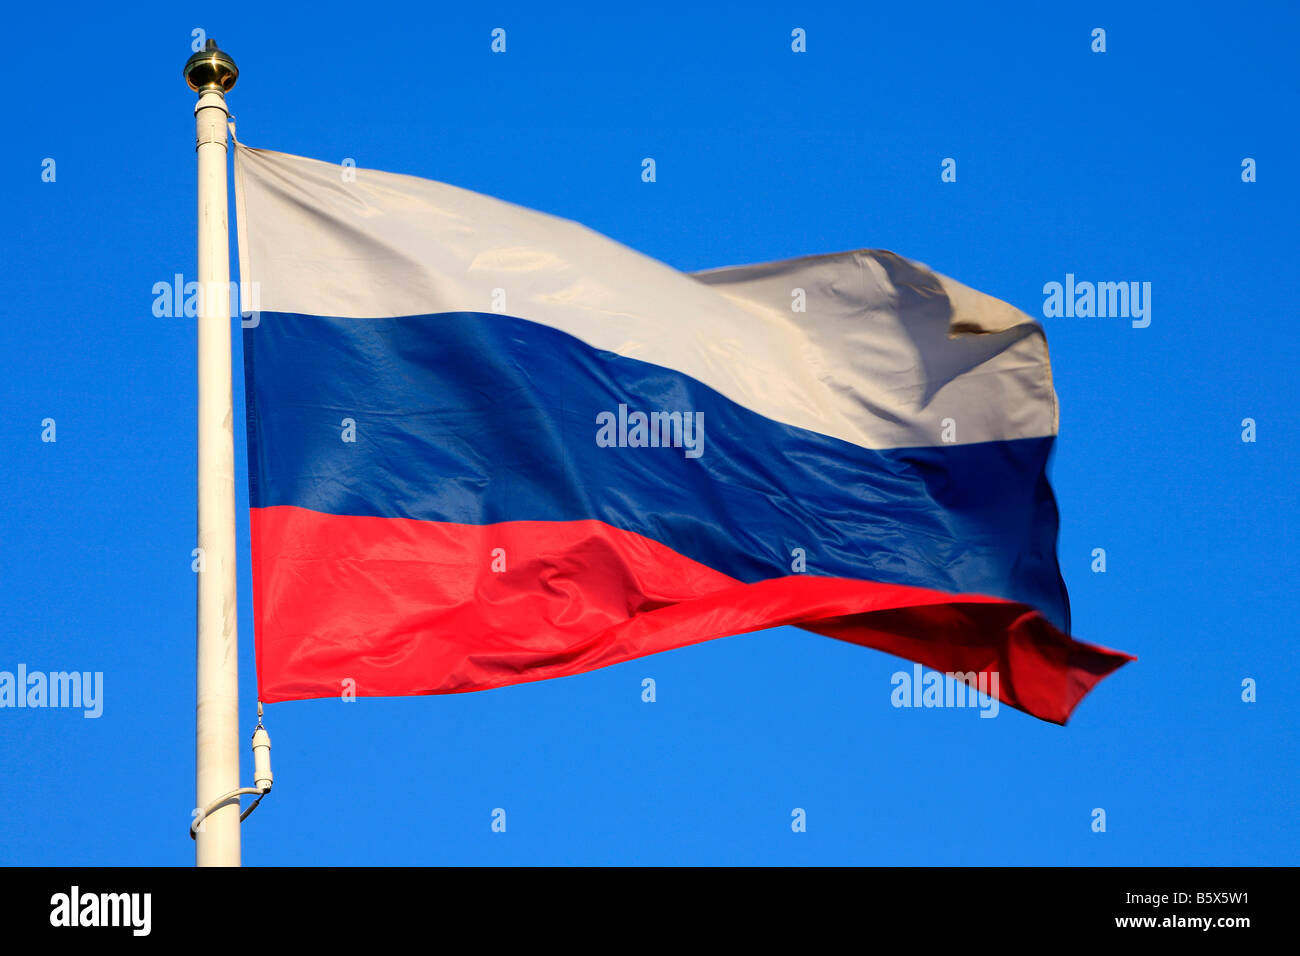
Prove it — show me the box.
[184,39,238,94]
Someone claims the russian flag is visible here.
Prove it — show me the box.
[234,144,1132,724]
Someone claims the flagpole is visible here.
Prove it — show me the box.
[185,40,242,867]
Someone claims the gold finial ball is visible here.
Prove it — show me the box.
[184,39,238,94]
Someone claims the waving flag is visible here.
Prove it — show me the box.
[234,143,1131,724]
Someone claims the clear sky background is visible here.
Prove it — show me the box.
[1,1,1296,865]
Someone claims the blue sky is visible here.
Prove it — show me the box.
[1,0,1296,865]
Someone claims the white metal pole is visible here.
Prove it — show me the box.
[186,41,241,867]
